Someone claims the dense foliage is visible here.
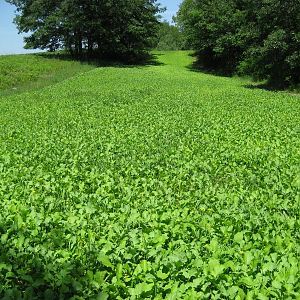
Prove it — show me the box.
[0,51,299,299]
[176,0,300,87]
[6,0,162,58]
[156,21,185,51]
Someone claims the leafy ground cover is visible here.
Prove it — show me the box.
[0,51,299,299]
[0,54,95,96]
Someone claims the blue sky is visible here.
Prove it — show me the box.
[0,0,182,55]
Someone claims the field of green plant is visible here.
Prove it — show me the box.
[0,51,299,299]
[0,54,95,96]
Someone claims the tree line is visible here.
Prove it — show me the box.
[176,0,300,88]
[6,0,162,60]
[156,21,185,51]
[7,0,300,87]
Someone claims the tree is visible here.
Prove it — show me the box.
[6,0,163,59]
[238,0,300,87]
[176,0,300,87]
[176,0,248,74]
[156,21,185,51]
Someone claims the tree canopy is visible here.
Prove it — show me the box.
[176,0,300,88]
[7,0,163,59]
[156,21,185,51]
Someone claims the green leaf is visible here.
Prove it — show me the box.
[0,263,12,271]
[116,263,123,280]
[130,282,154,296]
[97,253,113,269]
[1,234,8,244]
[239,277,254,288]
[272,280,282,289]
[96,292,109,300]
[72,280,83,291]
[234,232,244,244]
[208,259,224,277]
[157,269,169,280]
[244,251,253,265]
[257,293,269,300]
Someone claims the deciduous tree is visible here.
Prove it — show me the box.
[6,0,163,59]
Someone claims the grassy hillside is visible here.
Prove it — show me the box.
[0,51,299,299]
[0,54,95,96]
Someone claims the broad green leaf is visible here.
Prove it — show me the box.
[97,253,113,269]
[208,259,224,277]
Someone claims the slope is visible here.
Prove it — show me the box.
[0,51,299,299]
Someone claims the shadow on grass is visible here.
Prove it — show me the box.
[36,52,165,68]
[186,53,232,78]
[186,53,297,93]
[243,83,287,92]
[186,62,231,77]
[243,83,300,95]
